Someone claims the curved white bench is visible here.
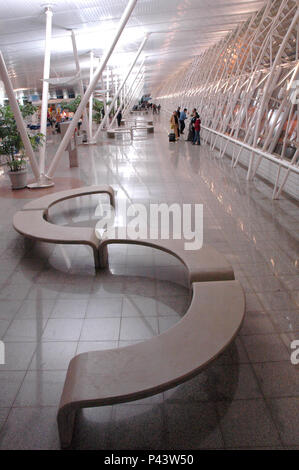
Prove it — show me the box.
[13,186,115,269]
[57,279,245,448]
[11,186,243,449]
[22,185,115,213]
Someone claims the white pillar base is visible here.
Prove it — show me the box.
[27,174,54,189]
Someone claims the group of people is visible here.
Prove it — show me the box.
[152,103,161,114]
[170,107,201,145]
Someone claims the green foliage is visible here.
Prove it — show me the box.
[0,103,45,172]
[61,95,82,113]
[93,99,104,124]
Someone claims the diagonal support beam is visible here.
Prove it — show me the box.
[93,33,149,139]
[109,58,145,128]
[71,30,91,142]
[0,51,40,181]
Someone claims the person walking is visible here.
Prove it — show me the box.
[192,115,201,145]
[176,107,181,136]
[117,109,122,127]
[170,110,179,141]
[179,108,187,134]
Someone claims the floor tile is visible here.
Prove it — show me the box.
[110,404,164,450]
[217,399,281,448]
[0,407,59,450]
[29,342,77,370]
[14,370,67,406]
[0,371,26,407]
[267,397,299,446]
[241,334,290,362]
[86,297,122,318]
[120,316,158,341]
[80,318,121,341]
[253,362,299,397]
[164,403,224,449]
[42,319,83,341]
[50,299,89,319]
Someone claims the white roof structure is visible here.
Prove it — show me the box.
[0,0,266,94]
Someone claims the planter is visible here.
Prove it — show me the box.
[8,169,28,189]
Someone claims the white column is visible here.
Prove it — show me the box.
[88,51,94,141]
[46,0,138,179]
[101,75,108,124]
[0,52,40,180]
[39,5,53,177]
[94,34,149,138]
[106,67,110,104]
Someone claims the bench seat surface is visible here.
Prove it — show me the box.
[23,185,115,211]
[13,210,99,247]
[59,280,244,410]
[100,237,234,282]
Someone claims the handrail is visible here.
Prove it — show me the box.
[202,126,299,176]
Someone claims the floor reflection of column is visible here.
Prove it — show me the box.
[89,146,99,186]
[58,245,72,271]
[35,290,43,405]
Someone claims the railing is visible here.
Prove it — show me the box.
[202,126,299,176]
[202,125,299,199]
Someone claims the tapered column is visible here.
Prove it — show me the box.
[94,34,149,139]
[46,0,138,179]
[101,76,108,124]
[89,51,94,141]
[0,52,40,180]
[106,68,110,104]
[123,74,144,115]
[39,5,53,177]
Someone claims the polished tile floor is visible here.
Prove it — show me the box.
[0,113,298,449]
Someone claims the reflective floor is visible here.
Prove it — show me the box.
[0,113,298,449]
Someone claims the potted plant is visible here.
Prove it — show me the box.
[0,103,44,189]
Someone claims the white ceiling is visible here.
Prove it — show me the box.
[0,0,266,95]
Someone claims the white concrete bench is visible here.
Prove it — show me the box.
[13,185,115,269]
[12,187,243,448]
[131,125,154,134]
[107,128,132,139]
[57,279,245,448]
[56,232,241,448]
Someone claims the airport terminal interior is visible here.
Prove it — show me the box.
[0,0,298,450]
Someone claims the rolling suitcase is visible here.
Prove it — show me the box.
[169,132,176,142]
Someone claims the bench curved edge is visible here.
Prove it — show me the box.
[57,280,245,448]
[23,185,116,211]
[13,210,101,268]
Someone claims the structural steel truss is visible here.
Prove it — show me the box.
[155,0,299,199]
